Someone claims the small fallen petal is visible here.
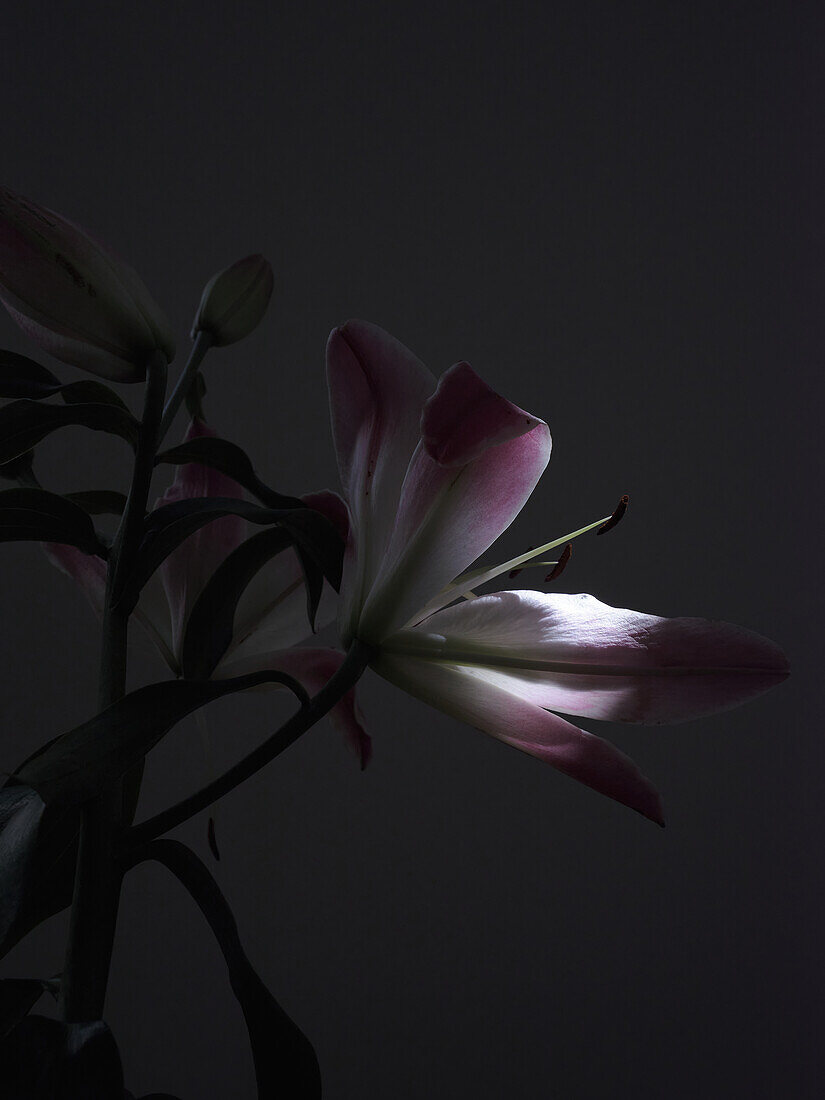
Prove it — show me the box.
[597,494,629,535]
[545,543,572,581]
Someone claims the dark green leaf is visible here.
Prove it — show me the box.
[181,526,294,679]
[0,788,46,950]
[0,352,62,399]
[0,1015,124,1099]
[0,451,35,482]
[64,490,127,516]
[0,400,140,463]
[0,741,79,961]
[17,672,309,808]
[155,435,302,510]
[58,380,130,412]
[0,979,47,1039]
[118,497,343,612]
[0,487,105,553]
[140,841,321,1099]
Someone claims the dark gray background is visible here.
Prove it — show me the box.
[0,2,819,1097]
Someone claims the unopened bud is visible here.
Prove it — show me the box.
[0,187,175,382]
[191,254,273,347]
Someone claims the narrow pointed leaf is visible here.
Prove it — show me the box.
[139,841,321,1099]
[0,399,139,463]
[17,672,309,808]
[0,787,46,949]
[155,435,302,509]
[0,1015,124,1098]
[117,498,342,610]
[0,487,105,553]
[0,351,62,398]
[64,489,127,516]
[0,979,47,1039]
[58,379,130,411]
[181,526,294,679]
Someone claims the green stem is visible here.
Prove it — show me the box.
[157,330,213,444]
[128,639,374,847]
[60,351,168,1023]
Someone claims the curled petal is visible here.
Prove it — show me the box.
[421,361,542,467]
[390,591,789,724]
[215,646,371,768]
[374,652,663,824]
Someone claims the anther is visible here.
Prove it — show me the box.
[509,546,534,578]
[545,543,572,581]
[597,494,629,535]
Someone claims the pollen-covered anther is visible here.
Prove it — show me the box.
[545,543,572,582]
[597,494,629,536]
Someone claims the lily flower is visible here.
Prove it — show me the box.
[327,321,789,823]
[46,419,370,766]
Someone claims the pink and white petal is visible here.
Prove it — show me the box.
[302,489,350,544]
[44,542,177,671]
[374,652,663,824]
[157,417,248,656]
[391,591,789,724]
[326,321,436,626]
[133,570,178,673]
[421,361,543,467]
[43,543,107,615]
[214,645,371,768]
[358,420,551,642]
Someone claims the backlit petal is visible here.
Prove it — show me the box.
[326,320,436,634]
[388,591,789,724]
[374,651,663,823]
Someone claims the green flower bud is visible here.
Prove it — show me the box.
[191,254,273,347]
[0,186,175,383]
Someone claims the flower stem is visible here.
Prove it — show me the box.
[157,330,213,444]
[60,352,168,1023]
[127,639,374,847]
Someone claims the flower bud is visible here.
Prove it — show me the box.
[0,186,175,383]
[191,254,273,346]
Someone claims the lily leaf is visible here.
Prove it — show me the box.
[0,979,48,1040]
[58,380,130,412]
[0,787,46,951]
[139,840,321,1099]
[0,351,62,399]
[0,487,105,554]
[0,399,140,463]
[64,490,127,516]
[116,498,342,612]
[181,526,294,679]
[0,1015,124,1098]
[155,435,302,510]
[16,671,308,809]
